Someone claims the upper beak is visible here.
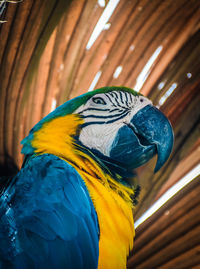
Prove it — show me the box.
[130,105,174,172]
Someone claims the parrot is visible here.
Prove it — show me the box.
[0,86,174,269]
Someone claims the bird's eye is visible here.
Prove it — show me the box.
[92,97,106,105]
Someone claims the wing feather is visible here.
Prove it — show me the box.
[0,154,99,269]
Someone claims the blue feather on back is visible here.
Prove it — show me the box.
[0,154,99,269]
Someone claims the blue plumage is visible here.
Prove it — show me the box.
[0,154,99,269]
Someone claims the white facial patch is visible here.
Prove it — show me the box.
[78,121,124,156]
[74,91,152,156]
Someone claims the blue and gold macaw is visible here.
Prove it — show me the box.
[0,87,173,268]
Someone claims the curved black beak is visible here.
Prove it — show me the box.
[130,105,174,172]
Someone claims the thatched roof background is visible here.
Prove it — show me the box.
[0,1,200,267]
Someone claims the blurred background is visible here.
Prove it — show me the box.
[0,0,200,268]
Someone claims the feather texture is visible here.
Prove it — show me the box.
[0,154,99,269]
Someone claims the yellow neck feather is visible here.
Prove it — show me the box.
[31,114,135,268]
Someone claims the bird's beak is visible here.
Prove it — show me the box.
[130,105,174,172]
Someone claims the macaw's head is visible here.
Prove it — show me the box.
[21,86,174,177]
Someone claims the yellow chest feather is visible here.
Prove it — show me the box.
[79,170,134,269]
